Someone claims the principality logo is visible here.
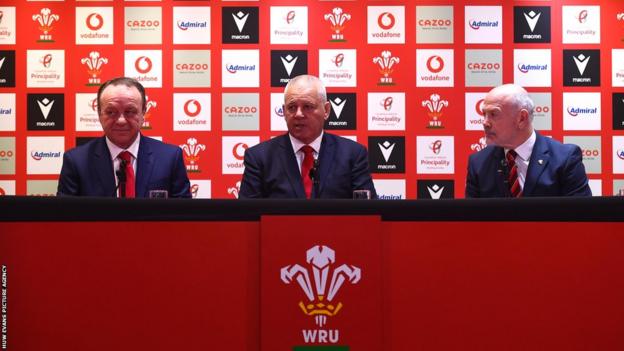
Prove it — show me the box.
[40,54,52,68]
[281,245,360,329]
[86,13,104,31]
[331,53,344,68]
[81,51,108,86]
[32,8,60,42]
[378,12,395,30]
[373,50,400,86]
[286,10,296,24]
[180,137,206,172]
[422,94,448,129]
[324,7,351,42]
[430,140,442,154]
[577,9,588,23]
[380,96,393,111]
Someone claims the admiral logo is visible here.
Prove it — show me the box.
[618,149,624,161]
[0,51,15,87]
[567,107,598,116]
[469,20,499,30]
[517,63,548,73]
[563,49,600,87]
[271,50,307,87]
[226,63,256,73]
[325,93,356,130]
[324,7,351,42]
[369,136,405,173]
[222,7,258,43]
[417,180,454,199]
[32,8,60,42]
[180,137,206,173]
[31,151,61,161]
[27,94,64,131]
[177,21,206,30]
[0,93,13,132]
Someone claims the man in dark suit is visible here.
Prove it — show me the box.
[466,84,591,198]
[57,77,191,198]
[239,75,376,199]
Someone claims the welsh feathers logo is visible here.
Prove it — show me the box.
[180,137,206,172]
[32,8,60,43]
[324,7,351,42]
[81,51,108,86]
[372,50,400,86]
[281,245,361,328]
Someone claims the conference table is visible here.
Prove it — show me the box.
[1,196,623,351]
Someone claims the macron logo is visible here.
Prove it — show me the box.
[523,11,541,32]
[330,97,346,119]
[378,141,395,162]
[427,184,444,199]
[37,98,55,120]
[232,11,249,33]
[280,54,298,76]
[573,54,590,75]
[0,57,5,70]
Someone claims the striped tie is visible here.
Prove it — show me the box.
[506,149,522,198]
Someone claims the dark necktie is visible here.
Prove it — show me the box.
[300,145,314,199]
[118,151,135,198]
[506,149,522,198]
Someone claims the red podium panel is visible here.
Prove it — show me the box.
[260,215,382,351]
[0,222,259,351]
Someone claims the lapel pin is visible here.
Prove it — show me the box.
[538,159,544,165]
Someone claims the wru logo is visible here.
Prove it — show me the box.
[281,245,361,328]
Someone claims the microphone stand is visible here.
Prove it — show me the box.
[116,159,127,198]
[309,159,320,199]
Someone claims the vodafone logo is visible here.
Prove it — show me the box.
[381,97,393,111]
[40,54,53,68]
[430,140,442,154]
[232,142,248,160]
[184,99,201,117]
[378,12,395,30]
[86,13,104,31]
[426,56,444,73]
[332,53,344,68]
[135,56,152,74]
[286,11,296,24]
[476,99,485,116]
[577,10,588,23]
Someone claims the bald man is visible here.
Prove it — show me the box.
[466,84,591,198]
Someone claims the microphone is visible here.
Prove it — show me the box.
[499,158,509,185]
[309,158,320,198]
[116,159,127,198]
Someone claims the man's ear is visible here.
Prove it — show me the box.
[518,109,529,128]
[324,101,331,120]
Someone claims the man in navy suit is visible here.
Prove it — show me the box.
[466,84,591,198]
[239,75,376,199]
[57,77,191,198]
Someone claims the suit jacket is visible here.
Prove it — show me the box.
[57,135,191,198]
[239,133,377,199]
[466,132,591,198]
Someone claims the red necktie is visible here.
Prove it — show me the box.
[118,151,135,198]
[300,145,314,199]
[506,149,522,198]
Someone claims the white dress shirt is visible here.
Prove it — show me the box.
[288,132,323,174]
[505,130,536,189]
[106,134,140,187]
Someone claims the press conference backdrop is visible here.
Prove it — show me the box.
[1,0,624,198]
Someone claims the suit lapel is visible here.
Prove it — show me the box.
[135,136,155,198]
[278,135,306,198]
[523,133,550,196]
[317,133,336,197]
[93,137,116,197]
